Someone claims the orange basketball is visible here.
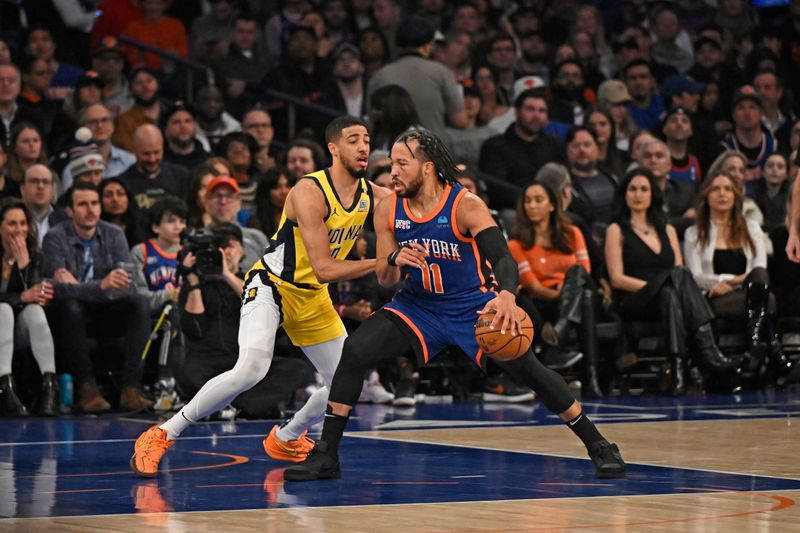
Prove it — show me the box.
[475,307,534,361]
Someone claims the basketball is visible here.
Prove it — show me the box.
[475,307,534,361]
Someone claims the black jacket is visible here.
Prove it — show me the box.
[179,275,244,360]
[0,248,43,311]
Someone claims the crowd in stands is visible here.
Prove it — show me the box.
[1,0,799,417]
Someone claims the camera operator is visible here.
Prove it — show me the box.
[177,223,312,418]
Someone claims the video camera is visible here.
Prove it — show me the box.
[180,228,227,278]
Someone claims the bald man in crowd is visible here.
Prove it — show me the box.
[119,124,189,211]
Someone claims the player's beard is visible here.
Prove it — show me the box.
[343,158,367,179]
[396,171,424,198]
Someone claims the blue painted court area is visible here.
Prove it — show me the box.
[0,390,798,518]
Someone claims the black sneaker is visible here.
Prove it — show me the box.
[542,346,583,370]
[283,441,341,481]
[482,373,535,403]
[587,440,626,478]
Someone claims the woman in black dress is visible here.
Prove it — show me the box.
[605,169,735,394]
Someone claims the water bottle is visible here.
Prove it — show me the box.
[59,374,73,409]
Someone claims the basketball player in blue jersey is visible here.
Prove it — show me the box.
[285,130,626,482]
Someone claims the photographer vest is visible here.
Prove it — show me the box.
[257,169,373,290]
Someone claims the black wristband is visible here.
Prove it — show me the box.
[387,248,402,267]
[185,284,201,293]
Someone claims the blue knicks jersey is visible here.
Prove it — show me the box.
[140,239,179,291]
[389,182,493,300]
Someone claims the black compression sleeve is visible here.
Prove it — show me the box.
[474,226,518,293]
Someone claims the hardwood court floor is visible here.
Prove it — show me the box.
[1,390,798,532]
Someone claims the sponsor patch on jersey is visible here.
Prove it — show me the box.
[395,219,411,230]
[437,216,448,224]
[358,198,368,211]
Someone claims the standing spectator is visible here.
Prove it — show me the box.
[91,36,133,117]
[721,85,777,188]
[99,177,145,247]
[0,198,57,416]
[241,108,276,174]
[119,124,189,211]
[684,172,775,373]
[162,102,209,171]
[214,13,273,121]
[565,127,618,244]
[623,59,665,131]
[479,88,564,211]
[113,67,164,152]
[367,15,468,138]
[23,26,83,105]
[662,107,702,187]
[123,0,189,74]
[203,175,267,269]
[19,164,67,245]
[605,169,731,395]
[43,182,152,412]
[0,64,46,148]
[194,85,241,153]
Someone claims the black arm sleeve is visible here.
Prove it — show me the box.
[474,226,518,293]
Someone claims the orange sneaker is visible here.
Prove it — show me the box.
[263,425,315,462]
[130,424,174,477]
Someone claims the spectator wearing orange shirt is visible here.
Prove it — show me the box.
[123,0,189,73]
[508,181,602,397]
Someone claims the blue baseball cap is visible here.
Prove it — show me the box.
[661,74,705,102]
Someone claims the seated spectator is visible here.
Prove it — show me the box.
[285,138,327,180]
[0,64,45,148]
[587,109,629,179]
[162,102,210,172]
[472,65,510,132]
[62,72,106,134]
[0,198,57,416]
[203,176,268,269]
[130,196,187,410]
[71,103,136,183]
[627,130,657,172]
[249,166,295,239]
[241,108,277,174]
[7,123,48,187]
[194,85,241,153]
[754,70,795,149]
[189,0,235,60]
[565,126,618,244]
[684,172,785,377]
[23,26,83,105]
[707,150,765,227]
[119,124,190,211]
[358,26,390,81]
[177,223,312,418]
[216,132,262,213]
[508,182,602,398]
[99,178,146,247]
[596,80,636,154]
[662,106,702,188]
[43,182,151,412]
[123,0,189,73]
[0,144,20,201]
[721,85,776,189]
[91,36,133,117]
[548,59,590,127]
[17,53,71,148]
[112,67,165,152]
[20,164,67,246]
[479,88,565,211]
[623,59,665,131]
[660,75,720,173]
[605,169,731,395]
[638,138,696,237]
[63,128,106,192]
[320,43,367,118]
[753,153,790,233]
[186,164,219,230]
